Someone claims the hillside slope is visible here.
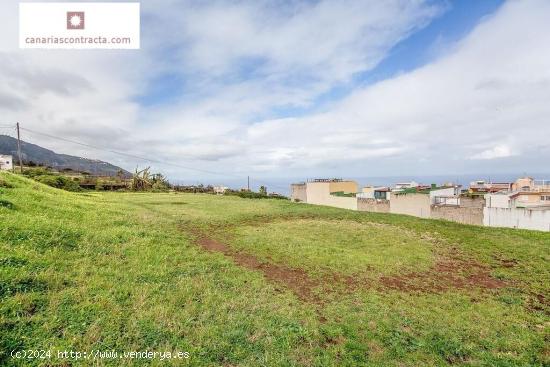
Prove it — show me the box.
[0,135,130,176]
[0,171,548,366]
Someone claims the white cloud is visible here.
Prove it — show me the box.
[237,0,550,176]
[0,0,548,181]
[0,1,441,169]
[471,145,515,160]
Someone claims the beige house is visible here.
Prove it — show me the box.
[511,177,550,192]
[510,191,550,207]
[512,177,534,191]
[290,179,358,210]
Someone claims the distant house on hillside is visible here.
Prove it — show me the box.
[469,180,512,193]
[0,154,13,171]
[511,177,550,192]
[214,186,228,195]
[393,181,419,191]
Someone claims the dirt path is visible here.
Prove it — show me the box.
[197,236,322,302]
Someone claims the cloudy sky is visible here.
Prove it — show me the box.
[1,0,549,185]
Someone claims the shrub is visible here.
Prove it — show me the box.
[0,179,14,188]
[0,199,15,209]
[226,190,287,200]
[33,174,81,192]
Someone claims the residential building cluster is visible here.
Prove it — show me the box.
[290,177,550,232]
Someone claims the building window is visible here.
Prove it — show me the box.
[374,191,387,200]
[541,195,550,201]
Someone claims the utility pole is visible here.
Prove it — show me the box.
[16,122,23,173]
[247,176,250,191]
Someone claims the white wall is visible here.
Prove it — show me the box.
[0,155,13,170]
[430,187,459,204]
[485,193,512,208]
[483,207,550,231]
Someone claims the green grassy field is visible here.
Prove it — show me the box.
[1,172,549,366]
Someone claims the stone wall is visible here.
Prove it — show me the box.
[431,205,483,226]
[460,196,485,208]
[357,198,390,213]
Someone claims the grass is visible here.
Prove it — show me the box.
[0,171,549,366]
[230,220,436,275]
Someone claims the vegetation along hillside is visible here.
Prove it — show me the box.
[0,171,548,366]
[0,135,130,176]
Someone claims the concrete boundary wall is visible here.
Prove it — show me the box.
[390,193,431,218]
[357,198,390,213]
[290,183,307,202]
[484,207,550,231]
[431,205,483,225]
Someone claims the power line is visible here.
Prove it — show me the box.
[20,127,242,177]
[19,126,289,192]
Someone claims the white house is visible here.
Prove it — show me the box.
[214,186,228,195]
[394,181,419,190]
[484,192,550,231]
[430,186,461,205]
[484,192,515,208]
[0,154,13,171]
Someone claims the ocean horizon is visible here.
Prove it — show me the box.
[170,172,550,197]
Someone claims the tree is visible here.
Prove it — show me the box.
[259,185,267,196]
[131,167,170,191]
[131,166,152,191]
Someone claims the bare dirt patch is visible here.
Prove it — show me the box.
[528,293,550,314]
[192,230,506,303]
[379,252,506,293]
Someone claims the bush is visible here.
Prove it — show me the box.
[0,199,15,209]
[33,174,81,192]
[21,168,81,192]
[22,168,50,178]
[0,179,14,188]
[226,190,287,200]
